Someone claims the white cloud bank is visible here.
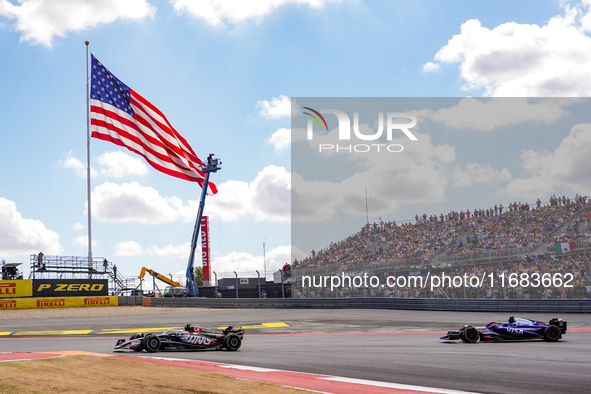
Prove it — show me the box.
[453,163,512,187]
[426,1,591,96]
[292,130,456,223]
[61,151,149,179]
[0,197,63,257]
[210,244,292,277]
[0,0,155,47]
[171,0,344,27]
[266,128,291,151]
[504,122,591,199]
[1,0,345,46]
[90,181,187,224]
[257,95,292,119]
[419,97,573,131]
[72,235,98,249]
[115,240,143,257]
[90,165,290,224]
[206,165,291,222]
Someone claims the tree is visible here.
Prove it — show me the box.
[194,267,204,287]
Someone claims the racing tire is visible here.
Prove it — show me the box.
[463,326,480,343]
[543,325,561,342]
[223,334,242,351]
[459,330,469,343]
[142,334,161,353]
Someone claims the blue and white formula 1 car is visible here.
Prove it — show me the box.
[440,316,567,343]
[115,324,244,353]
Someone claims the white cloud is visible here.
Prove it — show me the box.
[60,152,86,177]
[111,240,191,259]
[428,2,591,96]
[504,122,591,199]
[206,165,291,222]
[115,240,143,257]
[257,95,291,119]
[0,197,63,257]
[96,151,149,178]
[171,270,188,286]
[0,0,155,47]
[422,61,440,72]
[292,130,456,222]
[72,235,98,248]
[61,151,149,179]
[148,242,191,260]
[172,0,344,27]
[291,244,307,262]
[420,98,573,131]
[211,244,291,278]
[203,180,250,222]
[453,163,512,187]
[91,181,186,224]
[72,222,85,231]
[266,128,291,151]
[291,172,341,223]
[249,165,291,221]
[89,166,290,225]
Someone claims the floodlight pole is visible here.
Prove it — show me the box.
[186,154,221,297]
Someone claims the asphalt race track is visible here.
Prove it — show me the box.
[1,309,591,393]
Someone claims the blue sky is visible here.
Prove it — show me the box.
[1,0,590,285]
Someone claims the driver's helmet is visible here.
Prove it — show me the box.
[184,324,201,333]
[508,316,516,324]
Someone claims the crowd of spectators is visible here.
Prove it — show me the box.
[293,194,591,299]
[294,194,591,271]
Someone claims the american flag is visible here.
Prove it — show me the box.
[89,54,217,194]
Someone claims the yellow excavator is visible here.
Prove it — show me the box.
[138,267,188,297]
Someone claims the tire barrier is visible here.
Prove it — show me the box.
[0,296,118,310]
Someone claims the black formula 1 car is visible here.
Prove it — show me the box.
[114,324,244,352]
[440,316,567,343]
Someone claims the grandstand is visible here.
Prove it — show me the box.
[292,195,591,299]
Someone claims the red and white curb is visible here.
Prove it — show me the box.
[0,352,68,362]
[118,355,481,394]
[0,352,480,394]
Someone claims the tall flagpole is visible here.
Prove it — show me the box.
[85,41,93,271]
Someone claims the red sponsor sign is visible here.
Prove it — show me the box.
[36,298,66,307]
[0,282,16,295]
[0,300,16,308]
[0,280,32,298]
[83,297,111,306]
[201,216,211,283]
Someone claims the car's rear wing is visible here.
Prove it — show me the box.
[549,318,567,334]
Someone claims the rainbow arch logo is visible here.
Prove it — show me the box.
[303,107,328,131]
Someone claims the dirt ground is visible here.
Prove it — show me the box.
[0,355,305,394]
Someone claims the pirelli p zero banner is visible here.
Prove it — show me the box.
[0,280,33,298]
[32,279,109,297]
[0,296,118,310]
